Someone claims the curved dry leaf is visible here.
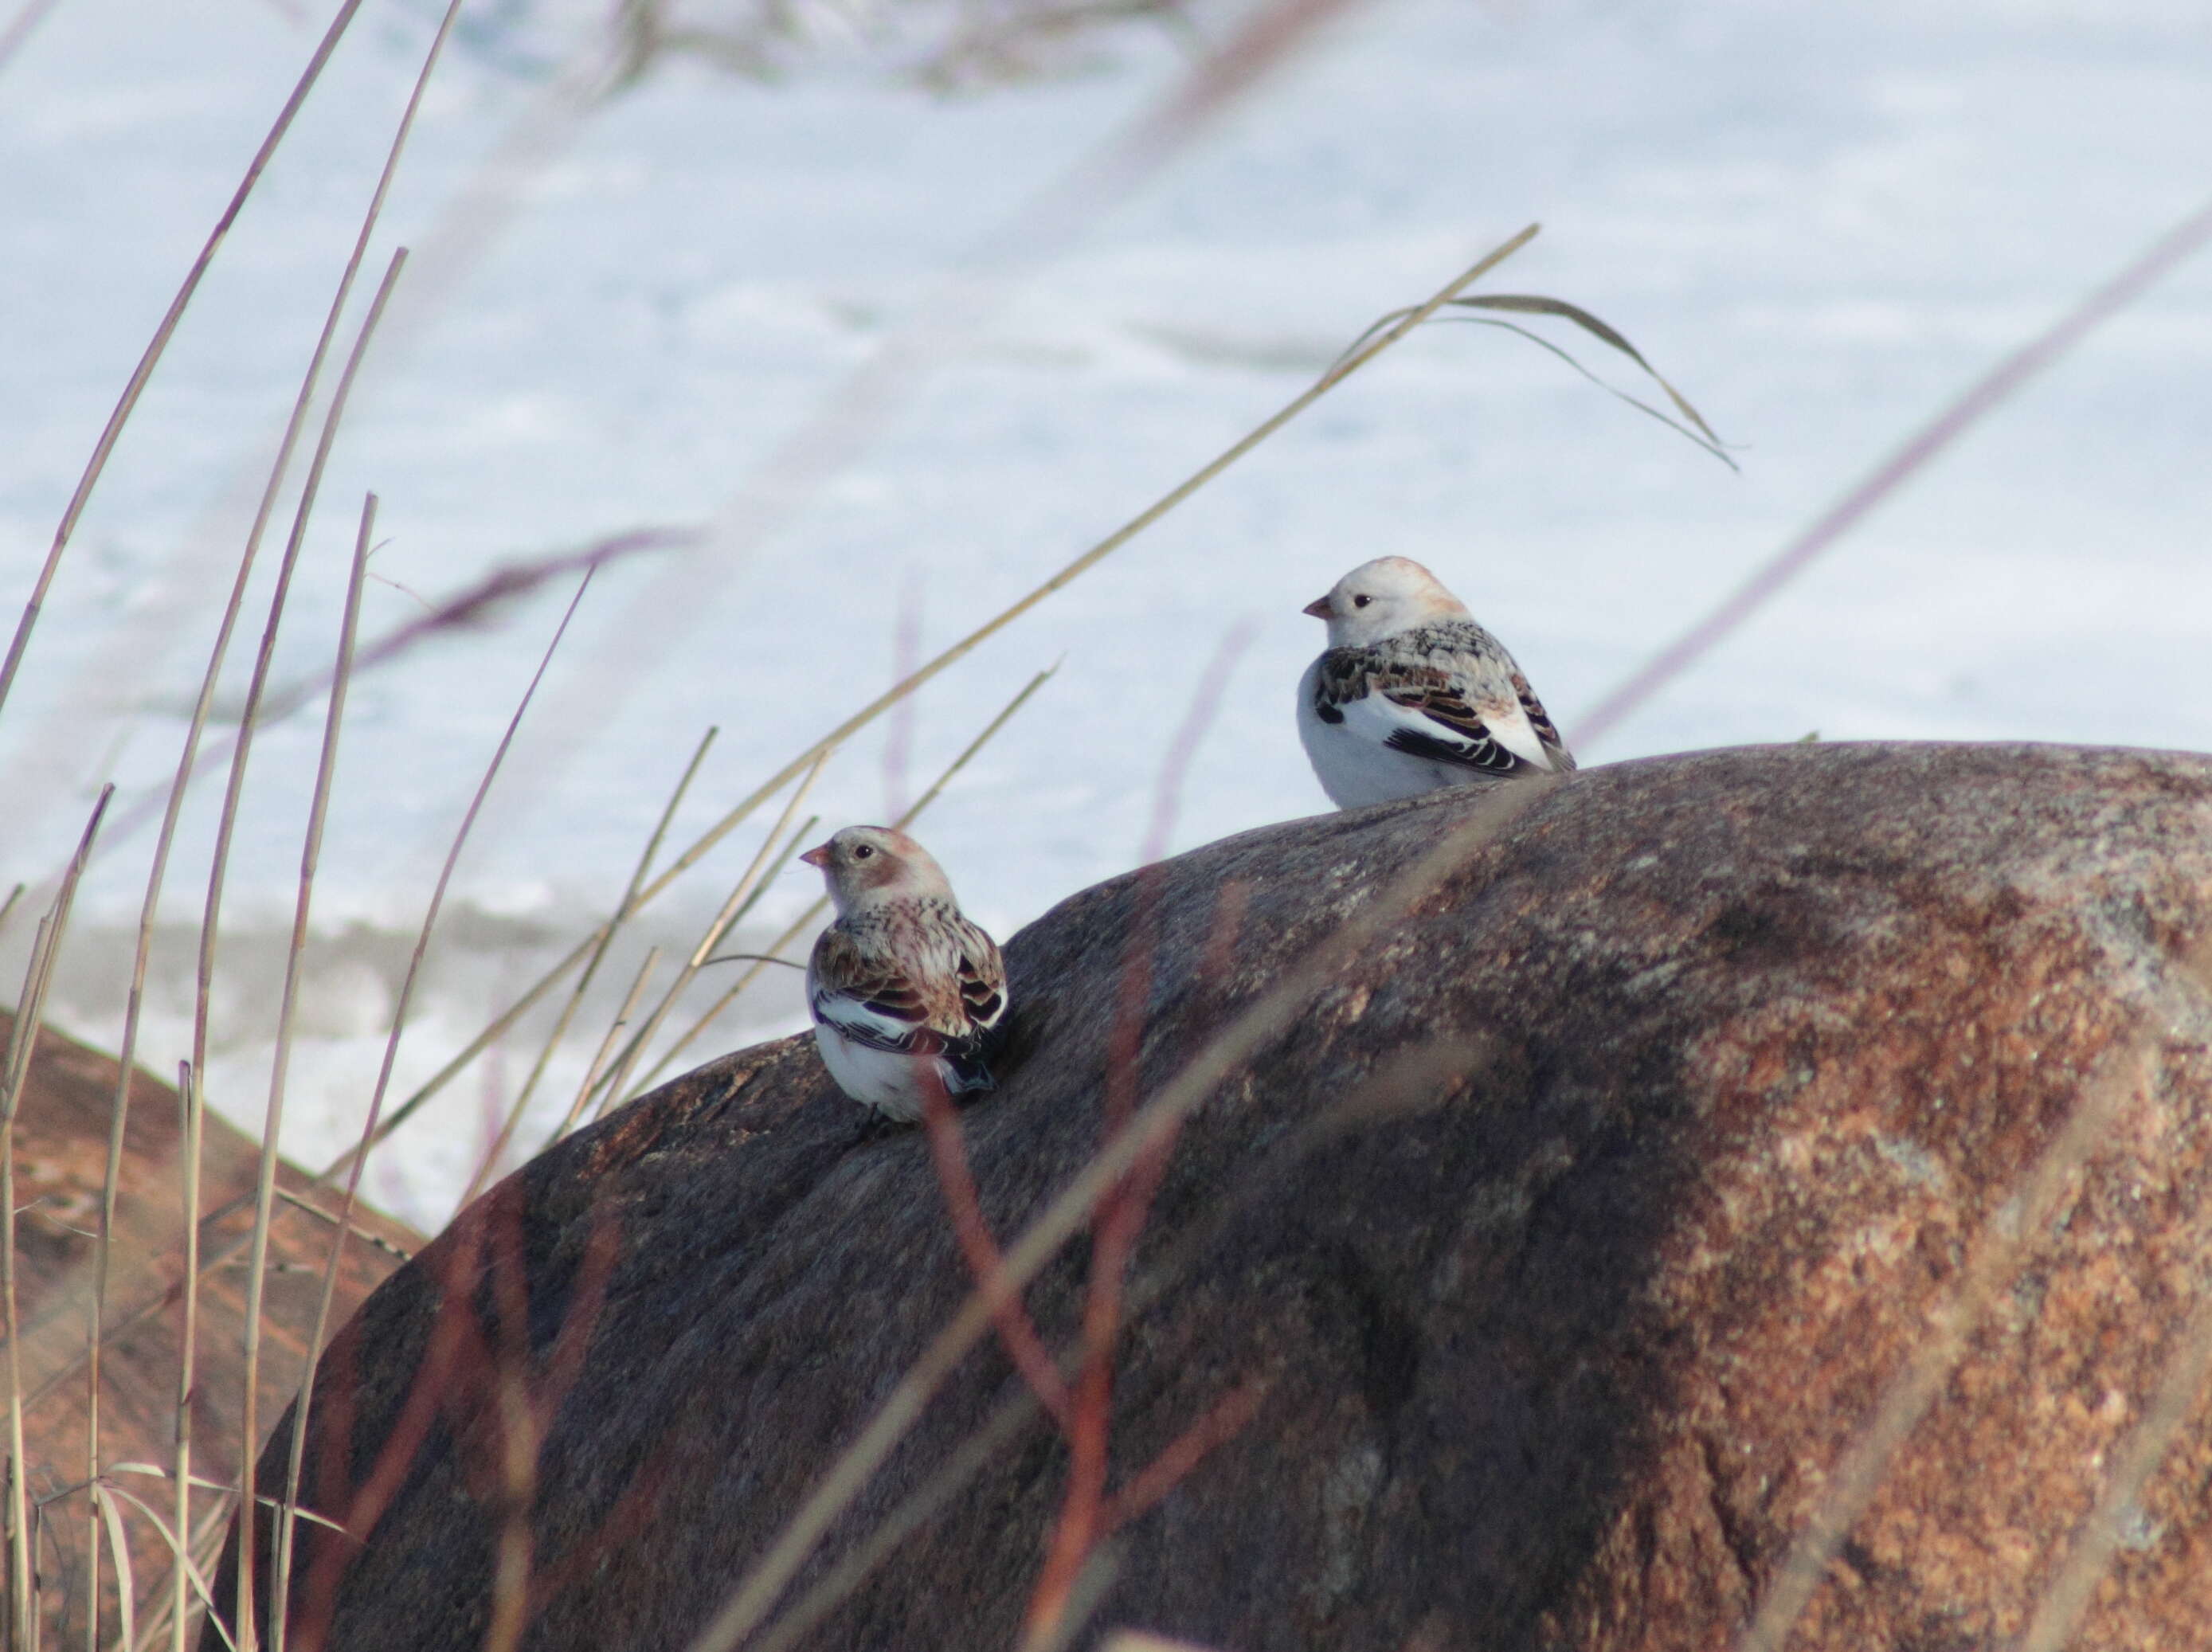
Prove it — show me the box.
[100,1485,241,1652]
[91,1482,136,1652]
[1334,288,1737,470]
[1440,314,1739,469]
[1449,292,1729,447]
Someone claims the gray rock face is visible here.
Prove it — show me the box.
[207,743,2212,1651]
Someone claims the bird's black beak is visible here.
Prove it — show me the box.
[1302,595,1332,619]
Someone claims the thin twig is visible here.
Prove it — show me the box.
[1018,1546,1122,1652]
[1141,620,1258,867]
[268,1188,409,1263]
[1099,1376,1268,1530]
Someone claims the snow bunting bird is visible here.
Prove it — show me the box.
[799,825,1010,1123]
[1297,555,1575,809]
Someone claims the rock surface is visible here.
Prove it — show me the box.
[2,1011,421,1643]
[208,742,2212,1651]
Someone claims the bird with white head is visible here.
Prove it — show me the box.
[1295,555,1574,808]
[799,825,1010,1122]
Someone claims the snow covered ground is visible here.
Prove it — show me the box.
[2,0,2208,1227]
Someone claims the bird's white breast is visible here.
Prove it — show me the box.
[1297,657,1467,808]
[813,1023,939,1122]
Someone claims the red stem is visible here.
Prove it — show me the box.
[920,1080,1074,1431]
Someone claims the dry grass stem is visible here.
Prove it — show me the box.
[2,930,51,1648]
[268,1188,409,1262]
[1571,190,2212,753]
[238,495,374,1652]
[688,780,1550,1652]
[78,17,464,1582]
[1333,290,1733,468]
[34,0,463,865]
[549,948,662,1146]
[190,243,409,1122]
[586,748,835,1120]
[152,266,409,1615]
[96,1480,235,1652]
[89,1482,133,1652]
[496,726,718,1157]
[274,537,601,1175]
[0,0,367,725]
[268,575,598,1647]
[599,811,817,1116]
[4,787,111,1649]
[1735,1035,2156,1652]
[166,1060,205,1652]
[462,722,719,1192]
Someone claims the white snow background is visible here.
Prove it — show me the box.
[2,0,2208,1229]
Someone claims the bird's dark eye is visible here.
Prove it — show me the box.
[1352,593,1372,609]
[853,844,875,859]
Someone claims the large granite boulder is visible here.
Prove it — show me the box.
[207,742,2212,1651]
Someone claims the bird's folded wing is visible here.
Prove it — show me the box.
[949,917,1008,1032]
[1509,670,1575,771]
[811,930,952,1054]
[812,924,1004,1055]
[1368,664,1547,773]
